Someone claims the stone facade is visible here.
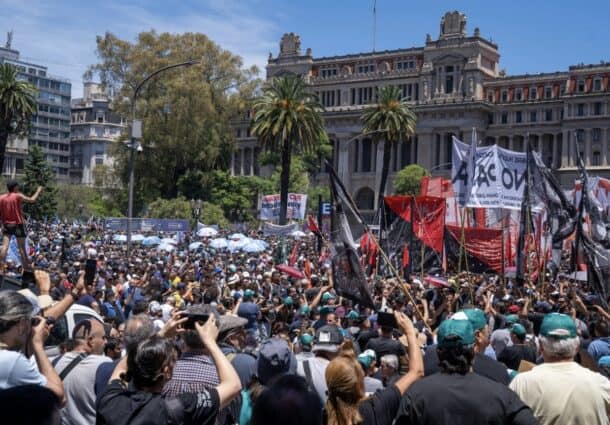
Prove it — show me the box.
[232,11,610,211]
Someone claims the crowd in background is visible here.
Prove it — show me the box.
[0,221,609,425]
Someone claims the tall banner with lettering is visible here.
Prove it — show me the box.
[259,194,308,221]
[452,137,529,210]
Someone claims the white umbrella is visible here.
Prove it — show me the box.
[131,234,145,242]
[113,234,127,243]
[242,239,267,253]
[142,236,162,246]
[290,230,306,238]
[209,238,229,249]
[197,227,218,237]
[156,243,176,252]
[161,237,177,245]
[229,233,247,240]
[228,237,251,252]
[189,241,204,251]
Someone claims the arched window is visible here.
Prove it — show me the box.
[354,187,375,211]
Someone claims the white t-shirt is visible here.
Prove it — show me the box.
[296,356,329,403]
[510,361,610,425]
[0,349,46,389]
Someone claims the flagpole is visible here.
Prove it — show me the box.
[326,161,430,330]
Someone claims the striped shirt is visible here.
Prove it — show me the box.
[162,352,219,398]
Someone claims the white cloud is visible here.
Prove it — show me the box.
[0,0,276,97]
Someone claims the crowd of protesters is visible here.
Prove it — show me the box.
[0,210,609,424]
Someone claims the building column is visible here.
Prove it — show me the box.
[337,140,350,192]
[603,128,609,166]
[230,151,235,176]
[562,130,571,167]
[250,148,255,175]
[438,133,447,168]
[585,129,593,166]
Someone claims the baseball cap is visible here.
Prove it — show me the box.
[244,289,255,298]
[346,310,359,320]
[312,325,343,353]
[508,305,520,314]
[257,338,297,385]
[598,355,610,368]
[300,333,313,346]
[454,308,487,331]
[437,319,475,348]
[149,301,162,314]
[228,264,237,273]
[242,271,250,279]
[322,292,335,302]
[283,296,293,306]
[511,323,527,338]
[540,313,577,340]
[505,314,519,325]
[357,353,373,369]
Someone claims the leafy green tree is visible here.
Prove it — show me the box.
[199,202,229,228]
[361,85,416,208]
[394,164,430,195]
[0,63,37,173]
[55,184,122,219]
[147,196,229,227]
[307,185,330,215]
[86,31,260,208]
[23,145,57,219]
[251,75,326,224]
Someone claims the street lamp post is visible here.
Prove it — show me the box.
[126,60,199,256]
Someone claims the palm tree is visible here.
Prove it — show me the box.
[0,63,37,174]
[361,85,416,209]
[251,75,326,224]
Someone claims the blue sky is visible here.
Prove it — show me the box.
[2,0,610,98]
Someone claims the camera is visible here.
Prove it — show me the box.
[182,313,209,330]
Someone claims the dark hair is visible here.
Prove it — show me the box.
[182,329,204,350]
[0,384,60,425]
[6,180,19,192]
[437,344,475,375]
[104,337,120,354]
[128,336,176,389]
[251,375,322,425]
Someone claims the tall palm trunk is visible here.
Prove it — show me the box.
[377,140,392,209]
[279,138,293,225]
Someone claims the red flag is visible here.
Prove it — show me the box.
[402,245,410,268]
[288,242,298,266]
[307,215,321,236]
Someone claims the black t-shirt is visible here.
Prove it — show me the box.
[497,344,537,371]
[394,373,536,425]
[357,385,401,425]
[356,329,379,352]
[365,336,406,364]
[424,346,509,385]
[97,380,220,425]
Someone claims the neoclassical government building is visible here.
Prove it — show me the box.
[232,11,610,211]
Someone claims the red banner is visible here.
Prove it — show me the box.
[446,225,503,272]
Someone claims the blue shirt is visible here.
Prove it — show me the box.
[588,337,610,361]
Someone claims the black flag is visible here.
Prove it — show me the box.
[327,161,375,309]
[515,142,532,286]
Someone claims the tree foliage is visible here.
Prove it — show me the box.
[361,85,416,207]
[250,75,326,224]
[86,31,260,209]
[146,196,229,228]
[23,145,57,219]
[55,184,122,219]
[0,63,37,173]
[394,164,430,196]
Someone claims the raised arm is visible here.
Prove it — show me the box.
[19,186,42,204]
[392,311,424,395]
[196,316,241,409]
[31,318,65,404]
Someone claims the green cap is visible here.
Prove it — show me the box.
[438,319,475,348]
[300,305,310,315]
[511,323,527,337]
[540,313,577,340]
[319,306,335,315]
[346,310,359,320]
[300,334,313,346]
[322,292,335,302]
[357,353,372,369]
[456,309,487,331]
[244,289,255,298]
[283,296,293,306]
[505,314,519,325]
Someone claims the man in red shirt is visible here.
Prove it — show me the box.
[0,180,42,271]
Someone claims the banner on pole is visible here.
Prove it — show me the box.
[452,138,532,210]
[259,193,308,221]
